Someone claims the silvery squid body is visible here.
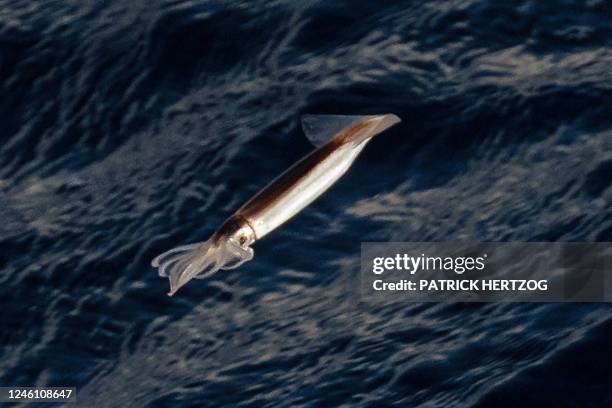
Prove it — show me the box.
[152,114,401,295]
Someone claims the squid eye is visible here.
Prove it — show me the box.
[238,235,247,245]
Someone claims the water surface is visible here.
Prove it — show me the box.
[1,0,611,406]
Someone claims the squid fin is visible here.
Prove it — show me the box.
[301,114,377,147]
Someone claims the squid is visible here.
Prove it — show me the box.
[152,114,401,295]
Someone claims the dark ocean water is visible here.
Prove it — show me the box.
[1,0,611,406]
